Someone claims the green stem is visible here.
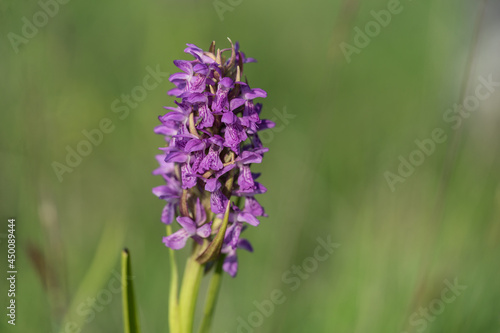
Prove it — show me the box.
[179,249,204,333]
[197,258,224,333]
[167,225,182,333]
[121,249,141,333]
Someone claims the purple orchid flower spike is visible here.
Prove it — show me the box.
[153,40,272,285]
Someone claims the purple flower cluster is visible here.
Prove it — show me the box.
[153,41,273,277]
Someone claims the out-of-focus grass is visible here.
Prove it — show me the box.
[1,0,500,332]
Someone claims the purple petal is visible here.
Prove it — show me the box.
[210,188,228,214]
[237,165,254,191]
[184,44,216,64]
[168,87,185,97]
[184,93,207,104]
[190,150,204,174]
[181,162,197,189]
[195,198,207,225]
[185,139,205,152]
[223,253,238,277]
[173,60,193,74]
[221,112,236,124]
[165,151,189,163]
[197,104,214,129]
[193,63,208,75]
[163,229,191,250]
[199,146,223,173]
[196,221,213,238]
[236,211,260,226]
[161,203,176,224]
[233,182,267,196]
[225,222,243,249]
[212,82,231,113]
[160,112,188,123]
[238,239,253,252]
[187,75,207,93]
[257,119,276,130]
[152,154,174,175]
[244,196,267,217]
[152,185,177,200]
[169,72,190,82]
[154,125,177,136]
[205,178,219,192]
[224,123,247,153]
[254,182,267,194]
[208,135,224,147]
[238,151,262,164]
[220,77,234,88]
[230,98,245,111]
[244,88,267,99]
[176,216,197,234]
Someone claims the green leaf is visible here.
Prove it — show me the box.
[198,258,224,333]
[121,249,141,333]
[196,200,231,264]
[179,253,203,333]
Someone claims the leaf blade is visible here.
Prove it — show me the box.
[121,249,141,333]
[196,200,231,264]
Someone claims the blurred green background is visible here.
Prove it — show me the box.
[2,0,500,332]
